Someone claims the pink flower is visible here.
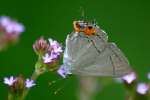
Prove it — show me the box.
[42,38,62,63]
[25,79,36,88]
[4,76,16,86]
[122,72,136,84]
[49,38,63,53]
[136,83,149,95]
[0,16,25,34]
[57,65,72,78]
[43,53,53,63]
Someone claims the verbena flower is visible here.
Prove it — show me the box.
[43,53,53,63]
[43,38,62,63]
[136,83,149,95]
[122,72,136,84]
[57,65,72,78]
[0,16,24,34]
[49,38,63,54]
[25,79,36,88]
[4,76,16,86]
[4,76,36,88]
[33,37,50,55]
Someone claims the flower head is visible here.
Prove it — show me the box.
[25,79,36,88]
[57,65,72,78]
[4,76,16,86]
[4,76,36,89]
[0,16,25,34]
[43,53,53,63]
[122,72,136,84]
[136,83,149,95]
[42,38,62,63]
[48,38,63,54]
[33,37,50,55]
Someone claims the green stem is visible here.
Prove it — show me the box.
[21,71,40,100]
[21,55,43,100]
[8,93,14,100]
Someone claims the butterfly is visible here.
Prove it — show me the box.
[57,20,133,78]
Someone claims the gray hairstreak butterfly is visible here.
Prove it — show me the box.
[57,20,133,78]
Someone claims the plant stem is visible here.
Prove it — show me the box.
[8,93,14,100]
[21,71,40,100]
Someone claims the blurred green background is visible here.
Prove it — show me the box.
[0,0,150,100]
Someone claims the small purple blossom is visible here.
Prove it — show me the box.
[57,65,72,78]
[43,38,62,63]
[0,16,25,34]
[25,79,36,88]
[122,72,136,84]
[4,76,16,86]
[147,72,150,80]
[48,38,63,54]
[136,83,149,95]
[43,53,53,63]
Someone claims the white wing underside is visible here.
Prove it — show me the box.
[64,29,132,77]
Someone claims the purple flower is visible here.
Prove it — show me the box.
[48,38,63,54]
[147,72,150,80]
[57,65,72,78]
[122,72,136,84]
[136,83,149,95]
[0,16,25,34]
[42,38,63,63]
[43,53,53,63]
[4,76,16,86]
[25,79,36,88]
[0,16,10,27]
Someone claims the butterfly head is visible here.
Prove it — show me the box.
[73,20,97,36]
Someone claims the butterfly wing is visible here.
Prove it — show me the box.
[64,29,132,77]
[64,32,99,71]
[73,42,132,77]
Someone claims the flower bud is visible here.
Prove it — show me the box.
[10,75,25,94]
[33,37,50,55]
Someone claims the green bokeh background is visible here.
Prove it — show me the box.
[0,0,150,100]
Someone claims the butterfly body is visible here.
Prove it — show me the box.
[61,20,132,77]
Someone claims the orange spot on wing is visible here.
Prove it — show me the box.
[83,26,96,36]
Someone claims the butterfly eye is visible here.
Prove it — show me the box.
[75,23,80,28]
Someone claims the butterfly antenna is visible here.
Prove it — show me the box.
[80,6,87,21]
[92,19,97,26]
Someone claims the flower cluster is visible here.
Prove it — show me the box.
[136,83,149,95]
[0,16,25,50]
[0,16,24,34]
[122,72,137,84]
[42,38,63,64]
[117,71,150,99]
[4,76,35,89]
[33,37,63,64]
[33,37,63,74]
